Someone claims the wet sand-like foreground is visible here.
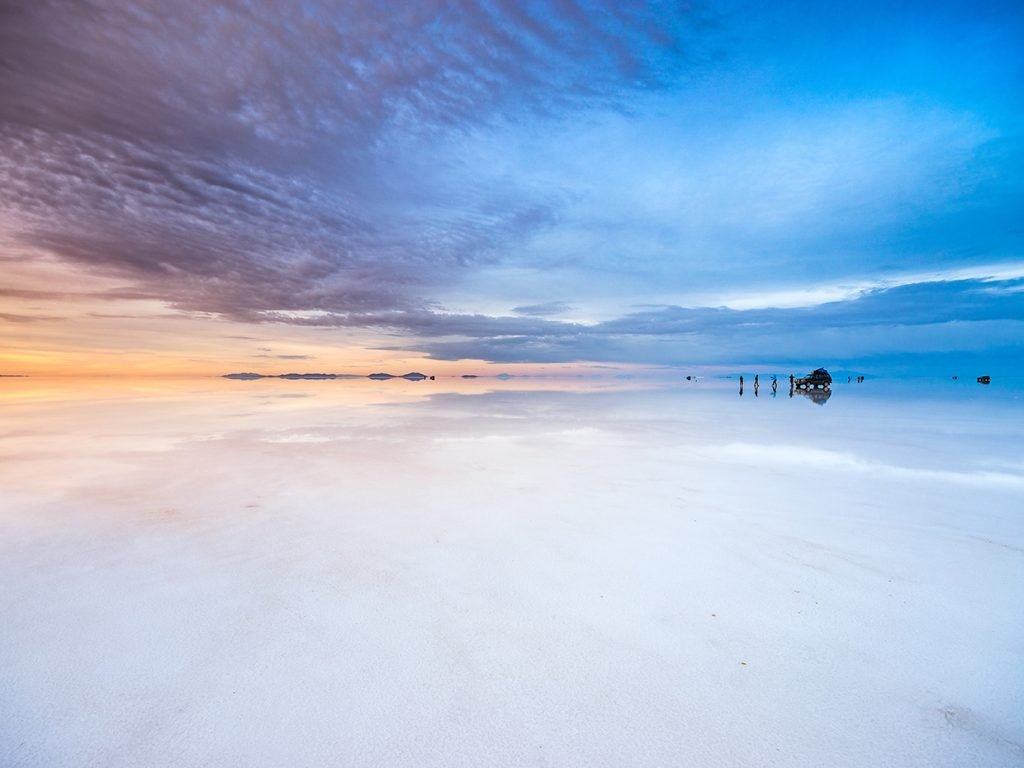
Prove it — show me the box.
[1,378,1022,767]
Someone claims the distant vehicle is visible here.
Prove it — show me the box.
[793,368,832,390]
[977,375,991,384]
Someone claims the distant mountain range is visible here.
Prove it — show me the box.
[223,372,432,381]
[368,372,430,381]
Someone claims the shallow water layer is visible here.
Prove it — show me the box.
[1,377,1022,768]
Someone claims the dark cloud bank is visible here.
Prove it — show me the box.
[378,278,1024,367]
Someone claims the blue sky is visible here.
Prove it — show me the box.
[1,0,1022,372]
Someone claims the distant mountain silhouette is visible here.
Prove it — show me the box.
[223,371,432,381]
[223,372,361,380]
[368,372,428,380]
[280,373,343,379]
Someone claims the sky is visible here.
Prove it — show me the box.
[1,0,1022,376]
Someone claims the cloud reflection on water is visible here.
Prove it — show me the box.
[1,377,1022,767]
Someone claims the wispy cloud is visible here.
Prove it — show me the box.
[692,262,1024,311]
[0,312,65,323]
[0,0,709,324]
[512,301,575,317]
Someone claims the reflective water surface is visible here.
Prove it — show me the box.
[2,377,1022,767]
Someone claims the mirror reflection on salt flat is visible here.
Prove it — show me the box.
[1,377,1022,768]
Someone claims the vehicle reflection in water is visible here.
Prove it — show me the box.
[793,386,832,405]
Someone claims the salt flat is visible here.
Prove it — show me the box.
[1,377,1022,767]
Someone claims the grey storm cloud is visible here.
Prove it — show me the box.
[0,0,709,324]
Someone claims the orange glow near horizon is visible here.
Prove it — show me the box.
[1,253,707,380]
[0,255,485,376]
[0,258,655,378]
